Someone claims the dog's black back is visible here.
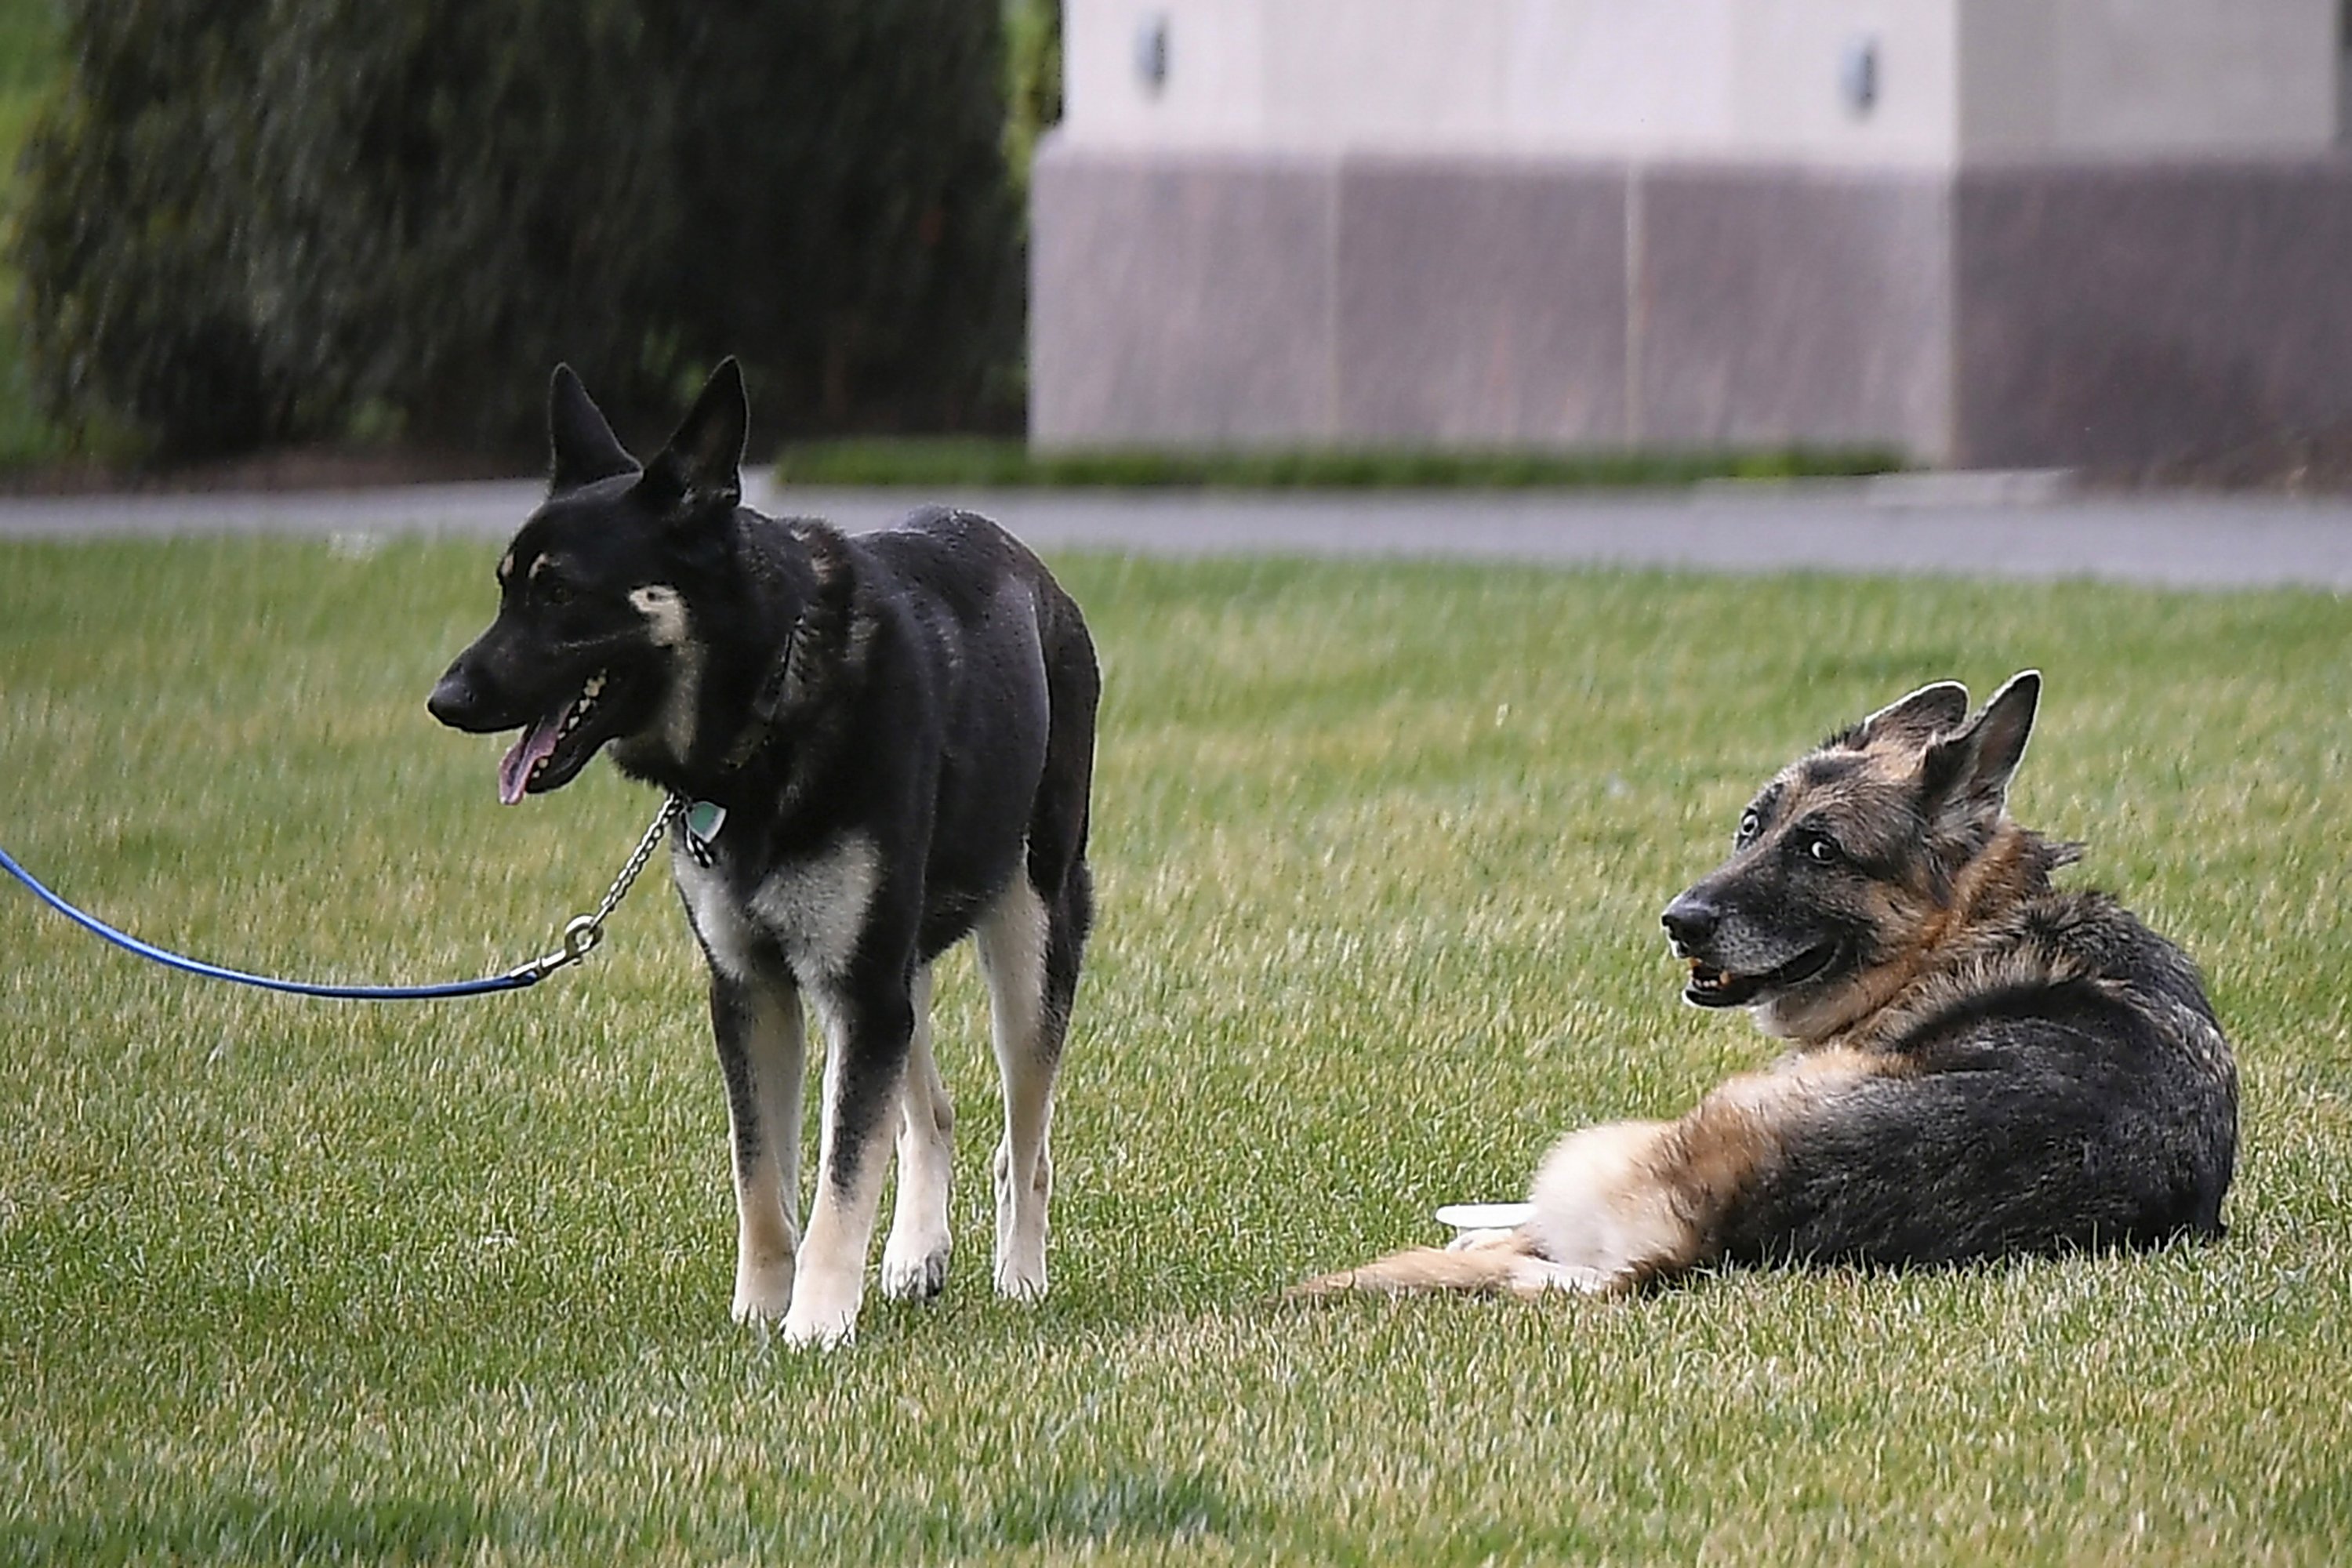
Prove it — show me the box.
[642,506,1096,968]
[849,514,1096,964]
[1716,889,2238,1266]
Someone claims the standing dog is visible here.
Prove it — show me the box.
[1301,672,2237,1297]
[430,361,1097,1347]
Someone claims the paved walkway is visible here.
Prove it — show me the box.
[4,472,2350,590]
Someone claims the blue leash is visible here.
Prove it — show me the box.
[0,795,683,1001]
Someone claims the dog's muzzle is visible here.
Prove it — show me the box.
[427,665,495,731]
[1660,891,1842,1007]
[1660,892,1719,957]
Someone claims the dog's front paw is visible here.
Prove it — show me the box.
[779,1272,863,1349]
[880,1234,952,1302]
[779,1305,858,1349]
[731,1262,795,1325]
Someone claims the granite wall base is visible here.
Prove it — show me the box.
[1030,145,2352,466]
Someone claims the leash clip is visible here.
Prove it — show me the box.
[506,797,683,985]
[561,913,603,963]
[514,913,604,983]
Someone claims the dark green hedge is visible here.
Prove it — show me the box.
[1003,0,1063,198]
[16,0,1022,459]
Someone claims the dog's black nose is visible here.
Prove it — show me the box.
[1661,895,1718,954]
[427,666,482,730]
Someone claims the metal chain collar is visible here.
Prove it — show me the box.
[510,792,686,982]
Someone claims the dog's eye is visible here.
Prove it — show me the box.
[1803,833,1842,866]
[539,575,575,608]
[1736,809,1762,847]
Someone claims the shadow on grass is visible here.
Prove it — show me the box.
[3,1492,548,1565]
[940,1465,1247,1554]
[9,1472,1254,1562]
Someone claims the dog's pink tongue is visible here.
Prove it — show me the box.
[497,714,563,806]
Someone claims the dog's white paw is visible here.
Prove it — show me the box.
[778,1261,865,1348]
[779,1298,859,1349]
[881,1171,954,1303]
[992,1142,1051,1301]
[880,1234,952,1302]
[730,1263,795,1325]
[993,1251,1049,1301]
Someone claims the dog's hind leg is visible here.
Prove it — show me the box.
[881,967,956,1302]
[977,869,1082,1300]
[982,604,1094,1303]
[712,972,807,1323]
[1515,1120,1704,1287]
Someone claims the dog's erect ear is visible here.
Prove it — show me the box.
[1918,670,2040,827]
[634,359,747,519]
[547,365,640,495]
[1847,680,1970,750]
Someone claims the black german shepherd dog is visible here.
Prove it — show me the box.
[430,361,1097,1347]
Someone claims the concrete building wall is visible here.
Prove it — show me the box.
[1065,0,2338,163]
[1950,160,2352,466]
[1030,154,1340,445]
[1037,0,2352,464]
[1957,0,2338,158]
[1030,152,1956,454]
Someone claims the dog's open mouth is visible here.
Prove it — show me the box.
[1684,941,1842,1008]
[497,671,609,804]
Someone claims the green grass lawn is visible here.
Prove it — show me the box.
[2,539,2349,1563]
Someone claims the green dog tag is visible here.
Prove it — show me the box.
[684,800,727,866]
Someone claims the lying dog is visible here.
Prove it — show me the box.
[430,361,1098,1346]
[1301,672,2238,1297]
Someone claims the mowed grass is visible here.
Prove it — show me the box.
[2,537,2350,1564]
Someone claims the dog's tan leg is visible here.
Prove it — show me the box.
[976,877,1056,1300]
[1294,1123,1690,1300]
[1295,1121,1702,1300]
[781,988,901,1348]
[1293,1231,1613,1299]
[715,976,806,1324]
[880,968,956,1302]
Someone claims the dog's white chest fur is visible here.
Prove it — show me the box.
[674,831,880,983]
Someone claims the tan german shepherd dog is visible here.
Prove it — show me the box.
[1299,673,2238,1298]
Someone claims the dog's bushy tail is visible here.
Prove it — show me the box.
[1291,1232,1566,1300]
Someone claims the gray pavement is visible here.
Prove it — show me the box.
[3,471,2350,590]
